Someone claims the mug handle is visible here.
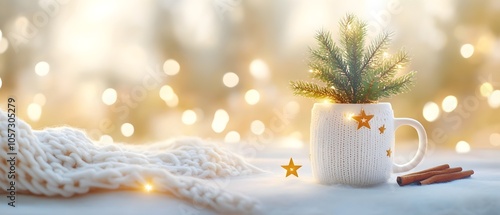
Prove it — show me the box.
[392,118,427,173]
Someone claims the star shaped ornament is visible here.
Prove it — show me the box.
[281,158,302,177]
[352,109,374,129]
[379,125,386,134]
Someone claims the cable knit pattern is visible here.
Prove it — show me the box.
[0,110,263,213]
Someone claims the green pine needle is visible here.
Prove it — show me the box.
[290,14,416,103]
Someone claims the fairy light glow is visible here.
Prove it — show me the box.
[222,72,239,88]
[182,110,197,125]
[490,133,500,146]
[480,82,493,97]
[455,141,471,154]
[487,90,500,108]
[163,59,180,76]
[35,61,50,76]
[250,120,265,135]
[34,93,47,106]
[460,44,474,58]
[144,184,153,192]
[102,88,117,105]
[99,135,114,144]
[212,109,229,133]
[0,77,2,89]
[249,59,270,80]
[245,89,260,105]
[159,85,179,107]
[441,95,457,113]
[423,102,440,122]
[27,103,42,122]
[224,131,240,143]
[121,123,135,137]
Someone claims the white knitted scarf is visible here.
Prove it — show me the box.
[0,110,262,213]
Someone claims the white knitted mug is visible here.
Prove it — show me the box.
[310,103,427,186]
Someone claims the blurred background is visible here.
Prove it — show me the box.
[0,0,499,156]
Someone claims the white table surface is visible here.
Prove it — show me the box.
[2,145,499,215]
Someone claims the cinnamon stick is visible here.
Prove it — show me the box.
[397,167,462,186]
[403,164,450,176]
[418,170,474,185]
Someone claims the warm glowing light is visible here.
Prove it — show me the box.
[250,120,265,135]
[159,85,179,107]
[0,37,8,54]
[212,109,229,133]
[0,77,2,89]
[322,99,331,104]
[163,59,180,76]
[346,113,355,120]
[249,59,270,80]
[222,72,239,88]
[383,52,389,58]
[490,133,500,146]
[455,141,471,154]
[480,82,493,97]
[460,44,474,58]
[182,110,197,125]
[99,135,113,144]
[488,90,500,108]
[441,95,457,113]
[144,184,153,192]
[0,29,2,39]
[423,102,440,122]
[245,89,260,105]
[283,137,304,149]
[121,123,135,137]
[33,93,46,106]
[35,61,50,76]
[224,131,240,143]
[308,69,313,73]
[102,88,117,105]
[27,103,42,121]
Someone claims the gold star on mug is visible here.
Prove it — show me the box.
[379,125,386,134]
[386,148,392,157]
[352,109,374,129]
[281,158,302,177]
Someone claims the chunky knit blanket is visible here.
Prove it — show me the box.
[0,110,262,213]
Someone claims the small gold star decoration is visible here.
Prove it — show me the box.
[281,158,302,177]
[352,109,374,130]
[386,148,392,157]
[379,124,386,134]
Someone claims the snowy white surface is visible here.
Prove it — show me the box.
[2,146,500,215]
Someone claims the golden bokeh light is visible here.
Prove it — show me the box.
[121,123,135,137]
[35,61,50,77]
[423,102,440,122]
[455,141,471,154]
[212,109,229,133]
[460,44,474,58]
[182,110,197,125]
[163,59,180,76]
[441,95,457,113]
[222,72,239,88]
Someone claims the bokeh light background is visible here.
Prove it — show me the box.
[0,0,499,157]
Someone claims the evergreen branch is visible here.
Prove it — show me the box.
[339,14,366,102]
[290,80,347,103]
[378,51,409,81]
[289,14,416,103]
[360,32,391,75]
[378,71,416,98]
